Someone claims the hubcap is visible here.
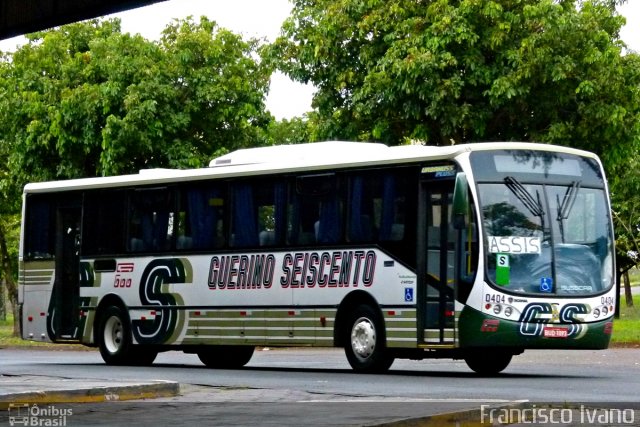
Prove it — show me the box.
[350,317,376,361]
[104,315,123,354]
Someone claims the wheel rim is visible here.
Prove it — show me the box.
[103,315,123,354]
[350,317,376,362]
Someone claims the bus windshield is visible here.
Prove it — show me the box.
[471,150,614,296]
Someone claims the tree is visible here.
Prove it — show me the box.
[0,17,273,335]
[606,50,640,310]
[268,0,640,165]
[610,153,640,309]
[263,115,317,145]
[0,150,20,333]
[2,17,272,181]
[103,17,272,173]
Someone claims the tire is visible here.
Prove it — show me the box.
[197,345,255,369]
[344,304,394,373]
[464,351,512,376]
[134,347,159,366]
[98,305,157,366]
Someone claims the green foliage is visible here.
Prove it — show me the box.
[610,153,640,273]
[0,17,272,182]
[0,18,275,337]
[268,0,640,164]
[607,51,640,272]
[264,115,317,145]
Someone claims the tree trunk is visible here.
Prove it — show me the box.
[0,278,5,320]
[615,268,622,318]
[624,270,634,308]
[0,222,19,336]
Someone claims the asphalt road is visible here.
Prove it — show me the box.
[2,347,640,426]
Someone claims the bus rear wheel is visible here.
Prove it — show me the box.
[98,305,157,366]
[344,304,394,373]
[464,351,512,375]
[197,345,255,369]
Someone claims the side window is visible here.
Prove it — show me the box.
[289,174,343,245]
[179,185,226,250]
[24,195,55,260]
[257,182,287,247]
[231,180,286,248]
[128,188,174,252]
[348,170,409,243]
[82,190,126,255]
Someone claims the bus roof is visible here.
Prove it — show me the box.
[23,141,599,193]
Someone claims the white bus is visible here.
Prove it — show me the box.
[18,141,615,374]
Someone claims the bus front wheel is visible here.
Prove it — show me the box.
[344,304,394,373]
[98,305,157,366]
[197,345,255,369]
[464,351,512,375]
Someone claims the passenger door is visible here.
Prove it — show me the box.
[49,203,82,340]
[419,169,456,345]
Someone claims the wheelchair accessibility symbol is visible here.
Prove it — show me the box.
[540,277,553,293]
[404,287,414,302]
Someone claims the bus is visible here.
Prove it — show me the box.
[18,141,615,374]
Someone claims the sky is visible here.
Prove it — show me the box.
[105,0,315,120]
[1,0,639,120]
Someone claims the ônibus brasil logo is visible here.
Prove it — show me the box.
[8,403,72,426]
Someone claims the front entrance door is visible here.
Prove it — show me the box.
[419,177,456,345]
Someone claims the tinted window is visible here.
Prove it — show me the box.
[179,184,227,250]
[289,174,343,245]
[82,190,126,255]
[231,180,287,248]
[128,188,174,252]
[24,195,55,260]
[348,172,408,243]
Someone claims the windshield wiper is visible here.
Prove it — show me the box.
[504,176,545,233]
[556,181,581,242]
[504,176,545,217]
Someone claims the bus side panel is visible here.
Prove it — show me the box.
[384,308,418,348]
[81,248,419,349]
[20,260,55,342]
[179,308,326,347]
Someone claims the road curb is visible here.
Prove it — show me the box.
[0,381,180,409]
[374,407,496,427]
[374,402,536,427]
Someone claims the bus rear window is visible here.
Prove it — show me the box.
[24,195,55,260]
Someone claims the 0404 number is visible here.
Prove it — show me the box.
[601,296,614,305]
[485,293,506,304]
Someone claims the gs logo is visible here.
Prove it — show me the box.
[519,303,589,337]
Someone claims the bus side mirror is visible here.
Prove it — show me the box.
[453,172,469,230]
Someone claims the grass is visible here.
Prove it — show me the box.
[610,294,640,346]
[628,267,640,287]
[2,296,640,348]
[0,313,53,347]
[0,313,89,349]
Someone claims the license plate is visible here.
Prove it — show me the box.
[543,327,568,338]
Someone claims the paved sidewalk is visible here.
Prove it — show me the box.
[0,374,179,408]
